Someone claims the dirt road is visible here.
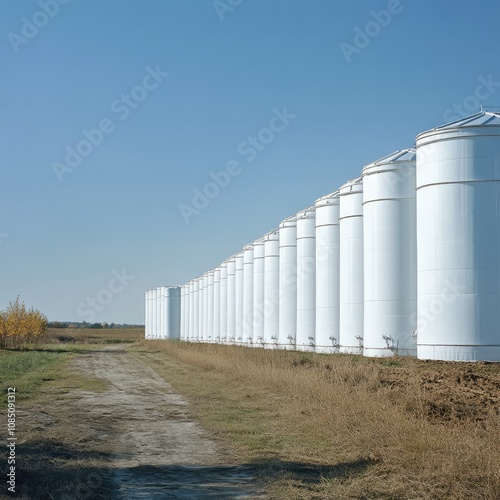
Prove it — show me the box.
[70,346,264,499]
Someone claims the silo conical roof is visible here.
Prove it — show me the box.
[417,110,500,142]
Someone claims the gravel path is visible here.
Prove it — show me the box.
[71,347,264,499]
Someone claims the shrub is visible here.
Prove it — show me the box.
[0,297,47,348]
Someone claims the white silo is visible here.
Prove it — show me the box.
[161,286,168,339]
[196,278,203,341]
[192,279,200,342]
[207,271,214,343]
[157,287,163,338]
[243,244,254,345]
[362,150,417,357]
[148,289,154,339]
[213,268,221,343]
[151,288,157,338]
[296,207,316,351]
[197,277,203,342]
[182,284,190,341]
[188,281,195,341]
[147,290,151,339]
[235,252,244,344]
[201,273,208,342]
[153,287,158,338]
[339,177,364,354]
[278,216,297,349]
[264,230,280,348]
[164,286,172,339]
[416,110,500,361]
[315,192,340,353]
[198,275,205,342]
[226,257,236,344]
[252,238,265,347]
[166,286,181,339]
[179,286,185,341]
[219,262,228,343]
[144,291,149,339]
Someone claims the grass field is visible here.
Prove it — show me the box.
[1,329,499,498]
[131,340,500,499]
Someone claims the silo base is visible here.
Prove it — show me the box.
[316,346,339,354]
[339,346,362,355]
[364,347,417,358]
[296,344,315,352]
[264,343,278,349]
[418,344,500,362]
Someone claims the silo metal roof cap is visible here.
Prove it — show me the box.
[361,149,416,176]
[279,213,297,228]
[296,206,315,219]
[339,176,363,195]
[315,190,340,207]
[263,229,279,240]
[416,109,500,143]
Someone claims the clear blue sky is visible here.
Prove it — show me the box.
[1,0,499,324]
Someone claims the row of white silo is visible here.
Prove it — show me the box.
[144,286,181,339]
[147,109,500,361]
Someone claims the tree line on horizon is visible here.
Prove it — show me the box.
[48,321,144,329]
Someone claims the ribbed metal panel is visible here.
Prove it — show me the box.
[296,208,316,351]
[315,192,340,353]
[339,177,364,354]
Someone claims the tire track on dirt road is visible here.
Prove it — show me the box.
[70,346,265,499]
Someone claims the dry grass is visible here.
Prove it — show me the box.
[3,329,499,498]
[131,340,500,499]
